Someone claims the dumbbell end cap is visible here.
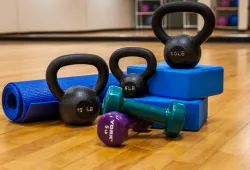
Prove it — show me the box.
[132,119,152,132]
[165,101,186,137]
[102,86,123,114]
[97,112,129,146]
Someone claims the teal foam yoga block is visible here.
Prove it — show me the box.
[127,62,223,100]
[132,96,208,131]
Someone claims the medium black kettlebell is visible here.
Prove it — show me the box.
[46,54,109,125]
[152,1,215,68]
[109,47,157,98]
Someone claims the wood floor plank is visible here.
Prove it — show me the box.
[207,90,237,118]
[93,146,152,170]
[25,140,101,170]
[220,123,250,156]
[238,149,250,169]
[128,132,205,170]
[0,120,24,135]
[0,121,68,154]
[0,128,97,170]
[198,151,241,170]
[61,130,162,170]
[0,124,90,165]
[176,120,249,165]
[163,161,200,170]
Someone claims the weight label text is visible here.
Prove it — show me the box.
[170,51,185,57]
[125,86,135,91]
[104,120,115,142]
[77,107,93,113]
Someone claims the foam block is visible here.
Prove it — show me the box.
[127,62,223,100]
[131,96,208,131]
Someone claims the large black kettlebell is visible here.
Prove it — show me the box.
[109,47,157,98]
[46,54,109,125]
[152,1,215,68]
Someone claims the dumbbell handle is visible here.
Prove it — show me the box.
[121,98,169,125]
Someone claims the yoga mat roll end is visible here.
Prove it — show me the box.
[2,83,23,121]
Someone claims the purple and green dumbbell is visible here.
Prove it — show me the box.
[97,111,150,146]
[101,86,186,138]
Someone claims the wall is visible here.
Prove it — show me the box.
[0,0,18,33]
[86,0,134,30]
[0,0,135,33]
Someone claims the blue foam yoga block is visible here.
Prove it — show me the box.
[2,74,119,123]
[132,96,208,131]
[127,62,224,100]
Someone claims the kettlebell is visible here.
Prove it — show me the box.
[46,54,109,125]
[152,1,215,68]
[109,47,157,98]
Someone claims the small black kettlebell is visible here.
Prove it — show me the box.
[152,1,215,68]
[46,54,109,125]
[109,47,157,98]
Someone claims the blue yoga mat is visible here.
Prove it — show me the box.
[2,74,118,123]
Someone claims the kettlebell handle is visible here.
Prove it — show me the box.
[152,1,215,46]
[46,54,109,100]
[109,47,157,82]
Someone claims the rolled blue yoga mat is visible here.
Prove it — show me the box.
[2,74,118,123]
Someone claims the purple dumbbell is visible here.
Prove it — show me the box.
[97,111,151,146]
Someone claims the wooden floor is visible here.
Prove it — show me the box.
[2,29,250,38]
[0,41,250,170]
[71,29,250,37]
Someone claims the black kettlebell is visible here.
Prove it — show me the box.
[152,1,215,68]
[109,47,157,98]
[46,54,109,125]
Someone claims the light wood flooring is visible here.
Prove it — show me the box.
[2,29,249,38]
[0,41,249,170]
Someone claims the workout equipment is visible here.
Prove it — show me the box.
[140,3,151,12]
[127,62,224,100]
[102,86,186,137]
[109,47,156,98]
[132,96,208,131]
[152,1,215,68]
[97,111,150,146]
[145,15,153,25]
[229,14,238,26]
[232,0,238,7]
[97,112,132,146]
[219,0,231,7]
[2,74,118,123]
[46,54,109,125]
[216,16,228,26]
